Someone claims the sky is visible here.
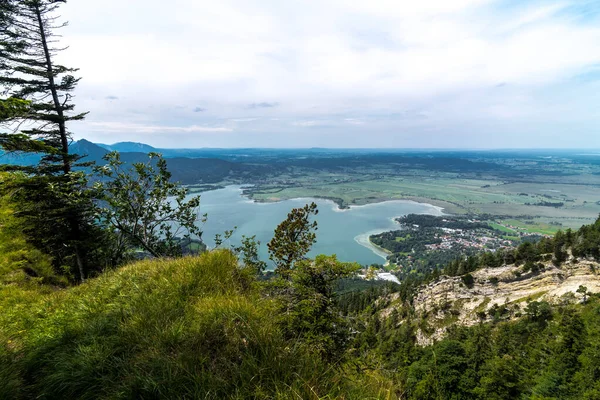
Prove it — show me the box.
[59,0,600,148]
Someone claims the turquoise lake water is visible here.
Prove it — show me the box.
[194,186,444,267]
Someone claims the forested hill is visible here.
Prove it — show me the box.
[75,139,268,183]
[0,139,270,184]
[96,141,158,153]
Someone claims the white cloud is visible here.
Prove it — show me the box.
[55,0,600,147]
[344,118,366,125]
[292,120,321,127]
[88,122,233,134]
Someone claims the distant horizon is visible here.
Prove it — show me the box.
[86,139,600,153]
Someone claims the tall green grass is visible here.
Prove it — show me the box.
[0,250,384,399]
[0,178,61,285]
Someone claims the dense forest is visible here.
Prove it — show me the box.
[342,290,600,399]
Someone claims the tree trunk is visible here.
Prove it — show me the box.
[34,3,70,174]
[35,4,86,282]
[75,244,85,282]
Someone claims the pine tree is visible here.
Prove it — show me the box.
[267,202,318,278]
[0,0,96,282]
[553,230,568,266]
[0,0,87,172]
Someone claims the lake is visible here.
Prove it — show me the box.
[194,185,444,266]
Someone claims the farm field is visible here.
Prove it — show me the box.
[244,172,600,233]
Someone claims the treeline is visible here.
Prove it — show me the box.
[396,214,490,230]
[445,219,600,276]
[527,201,565,208]
[362,215,600,308]
[370,213,600,289]
[370,228,442,254]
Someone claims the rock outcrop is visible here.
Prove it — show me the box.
[382,258,600,345]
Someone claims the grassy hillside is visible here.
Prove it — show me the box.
[0,250,384,399]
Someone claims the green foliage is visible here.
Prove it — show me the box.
[577,285,589,303]
[95,151,204,261]
[337,279,399,315]
[0,97,29,120]
[0,171,107,281]
[350,295,600,400]
[234,235,267,274]
[265,206,360,361]
[553,230,568,265]
[214,227,235,248]
[280,254,360,361]
[267,201,318,278]
[0,0,99,282]
[462,273,475,288]
[0,250,381,399]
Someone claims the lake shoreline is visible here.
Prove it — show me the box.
[193,185,445,266]
[237,186,446,215]
[231,184,444,265]
[193,183,451,215]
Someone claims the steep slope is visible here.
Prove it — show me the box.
[0,250,378,399]
[382,257,600,345]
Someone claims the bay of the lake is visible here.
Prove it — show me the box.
[194,186,444,267]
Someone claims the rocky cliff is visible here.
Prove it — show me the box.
[382,256,600,345]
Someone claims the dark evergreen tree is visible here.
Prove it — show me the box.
[281,255,359,361]
[0,0,97,281]
[553,230,568,265]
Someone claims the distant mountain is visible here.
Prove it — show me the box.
[72,140,255,184]
[71,139,110,163]
[96,142,157,153]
